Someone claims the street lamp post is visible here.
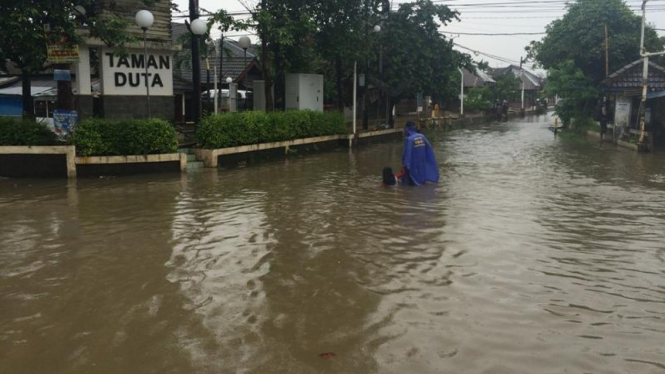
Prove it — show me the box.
[135,10,154,119]
[238,36,251,111]
[187,17,207,127]
[361,24,381,131]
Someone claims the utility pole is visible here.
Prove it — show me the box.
[457,68,464,117]
[260,0,273,111]
[605,24,610,77]
[189,0,202,126]
[639,0,651,150]
[519,57,525,116]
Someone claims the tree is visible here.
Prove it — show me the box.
[527,0,664,124]
[465,86,492,112]
[379,0,472,119]
[311,0,366,111]
[0,1,153,119]
[491,72,521,102]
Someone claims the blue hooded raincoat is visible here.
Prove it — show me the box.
[402,125,440,186]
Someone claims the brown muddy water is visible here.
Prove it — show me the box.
[2,113,665,374]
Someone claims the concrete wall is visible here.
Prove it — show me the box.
[102,96,174,121]
[76,95,94,120]
[0,146,76,178]
[0,154,68,178]
[76,161,182,177]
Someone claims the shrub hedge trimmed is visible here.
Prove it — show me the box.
[72,119,178,156]
[198,110,347,149]
[0,117,58,146]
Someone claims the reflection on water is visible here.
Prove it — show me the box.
[2,113,665,373]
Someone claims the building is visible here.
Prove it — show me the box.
[490,65,543,108]
[1,0,179,122]
[462,68,496,89]
[171,23,262,122]
[602,59,665,146]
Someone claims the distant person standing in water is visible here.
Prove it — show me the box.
[400,122,439,186]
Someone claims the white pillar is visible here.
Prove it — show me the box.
[74,45,91,95]
[229,83,238,112]
[458,68,464,116]
[353,61,357,134]
[213,66,218,114]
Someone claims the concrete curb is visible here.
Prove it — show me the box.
[193,131,403,168]
[75,153,187,171]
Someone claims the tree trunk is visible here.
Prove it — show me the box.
[336,54,344,112]
[261,0,274,112]
[21,68,34,120]
[273,42,284,111]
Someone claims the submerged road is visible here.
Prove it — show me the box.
[2,113,665,373]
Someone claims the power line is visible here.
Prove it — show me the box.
[442,31,546,36]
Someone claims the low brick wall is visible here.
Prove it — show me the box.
[0,147,187,178]
[0,146,76,178]
[586,130,638,151]
[75,153,187,177]
[194,129,405,168]
[194,135,348,168]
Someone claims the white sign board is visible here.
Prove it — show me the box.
[614,97,631,141]
[101,48,173,96]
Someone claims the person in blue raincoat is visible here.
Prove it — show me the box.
[400,122,439,186]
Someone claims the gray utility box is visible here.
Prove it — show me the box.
[285,74,324,112]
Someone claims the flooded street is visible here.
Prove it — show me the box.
[2,113,665,373]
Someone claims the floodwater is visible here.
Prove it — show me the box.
[2,113,665,374]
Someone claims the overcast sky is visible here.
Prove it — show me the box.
[173,0,665,74]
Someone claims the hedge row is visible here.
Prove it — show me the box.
[71,119,178,156]
[198,110,347,149]
[0,117,57,146]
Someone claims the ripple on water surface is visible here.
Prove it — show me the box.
[1,114,665,373]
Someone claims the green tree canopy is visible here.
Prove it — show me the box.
[527,0,664,123]
[380,0,471,105]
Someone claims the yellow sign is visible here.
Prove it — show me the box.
[47,44,80,63]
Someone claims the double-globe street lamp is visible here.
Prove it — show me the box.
[188,18,208,127]
[237,36,251,110]
[135,10,154,118]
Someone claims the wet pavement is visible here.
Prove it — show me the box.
[1,113,665,373]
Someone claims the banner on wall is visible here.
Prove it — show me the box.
[53,110,79,138]
[614,97,631,141]
[47,44,79,63]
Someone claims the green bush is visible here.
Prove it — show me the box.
[72,119,178,156]
[465,87,493,112]
[0,117,58,146]
[199,110,347,149]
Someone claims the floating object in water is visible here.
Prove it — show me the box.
[319,352,336,359]
[382,167,397,186]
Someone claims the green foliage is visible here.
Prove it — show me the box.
[250,0,471,110]
[71,119,178,156]
[199,111,347,149]
[528,0,664,122]
[492,72,522,102]
[528,0,663,81]
[381,0,472,105]
[465,87,492,111]
[0,1,160,72]
[571,116,596,132]
[546,60,599,125]
[0,117,57,145]
[174,9,249,71]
